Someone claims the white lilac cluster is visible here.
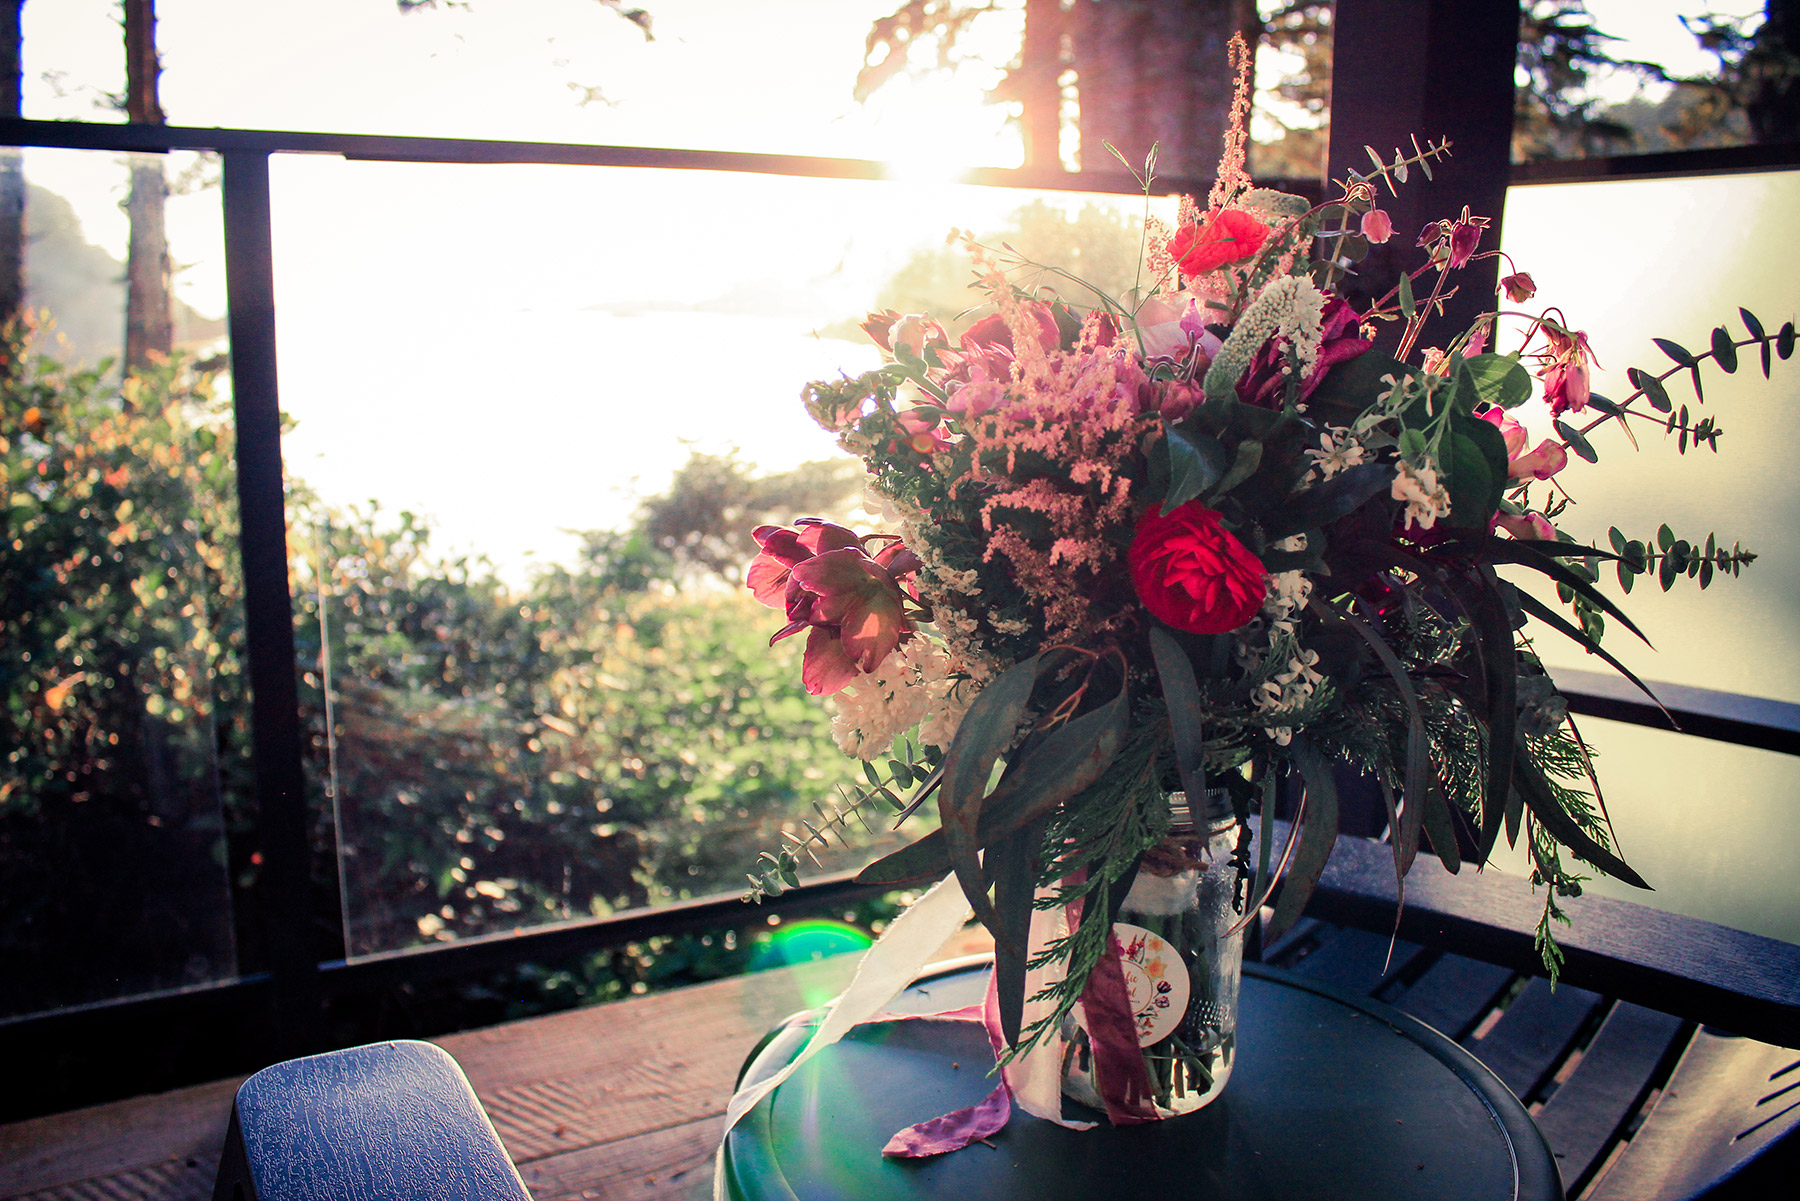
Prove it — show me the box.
[1202,274,1329,400]
[1272,276,1328,380]
[1305,426,1369,483]
[1392,459,1453,529]
[828,638,959,759]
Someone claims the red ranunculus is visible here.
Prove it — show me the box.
[1128,502,1268,634]
[1168,209,1270,278]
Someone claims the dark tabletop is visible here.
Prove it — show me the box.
[721,959,1562,1201]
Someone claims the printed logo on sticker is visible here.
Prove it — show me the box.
[1112,922,1190,1046]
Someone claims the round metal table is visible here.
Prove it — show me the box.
[720,959,1562,1201]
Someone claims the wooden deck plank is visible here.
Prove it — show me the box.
[516,1117,719,1201]
[0,1077,242,1201]
[1530,1002,1686,1194]
[1388,954,1516,1042]
[0,956,859,1201]
[1465,978,1605,1102]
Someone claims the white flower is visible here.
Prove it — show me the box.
[1392,459,1452,530]
[1306,427,1370,483]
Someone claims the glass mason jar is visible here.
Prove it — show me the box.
[1061,789,1245,1118]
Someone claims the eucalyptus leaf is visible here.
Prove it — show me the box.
[938,654,1043,934]
[1266,735,1341,942]
[1554,418,1598,464]
[1654,337,1696,367]
[1711,326,1738,373]
[1630,367,1673,413]
[1150,627,1207,805]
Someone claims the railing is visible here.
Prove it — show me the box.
[4,107,1800,1120]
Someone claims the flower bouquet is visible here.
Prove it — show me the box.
[729,38,1794,1150]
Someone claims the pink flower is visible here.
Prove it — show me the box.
[1360,208,1394,244]
[1479,408,1568,480]
[748,521,921,695]
[894,407,953,454]
[1500,272,1537,303]
[1538,327,1596,417]
[1448,219,1482,268]
[1496,512,1557,540]
[746,519,862,607]
[943,301,1061,383]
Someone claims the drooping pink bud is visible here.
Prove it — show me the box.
[1360,208,1394,244]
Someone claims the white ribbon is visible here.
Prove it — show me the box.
[719,872,975,1139]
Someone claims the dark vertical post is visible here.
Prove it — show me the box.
[221,149,319,1057]
[1327,0,1521,347]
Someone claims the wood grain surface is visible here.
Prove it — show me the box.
[0,954,863,1201]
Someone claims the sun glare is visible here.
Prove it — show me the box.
[867,72,1022,184]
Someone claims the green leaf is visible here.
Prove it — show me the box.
[1608,527,1627,554]
[1711,326,1738,373]
[1305,351,1410,418]
[1267,734,1341,942]
[1630,367,1673,413]
[937,653,1043,937]
[1210,438,1264,499]
[1654,337,1696,367]
[1658,523,1675,550]
[1514,590,1666,715]
[1446,413,1510,528]
[1419,776,1464,875]
[1162,425,1229,513]
[1741,307,1766,341]
[1554,418,1598,464]
[1398,428,1428,462]
[1483,539,1654,646]
[859,688,1129,889]
[1779,321,1795,360]
[1463,353,1534,409]
[1398,271,1416,322]
[1149,627,1207,804]
[1264,461,1394,540]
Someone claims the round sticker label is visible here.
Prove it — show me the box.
[1113,922,1190,1046]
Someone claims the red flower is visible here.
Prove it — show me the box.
[1168,209,1270,278]
[1128,502,1268,635]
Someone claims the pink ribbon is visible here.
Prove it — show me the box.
[880,973,1013,1156]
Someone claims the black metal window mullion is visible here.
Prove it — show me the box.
[220,149,321,1056]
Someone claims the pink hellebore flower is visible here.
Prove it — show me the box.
[746,520,921,696]
[895,407,953,454]
[1479,408,1568,480]
[1360,208,1394,244]
[943,300,1061,384]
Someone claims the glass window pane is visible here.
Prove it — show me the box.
[270,157,1177,956]
[2,149,239,1018]
[1495,170,1800,941]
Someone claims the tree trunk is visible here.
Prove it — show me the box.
[1,0,24,335]
[1065,0,1262,179]
[123,0,172,373]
